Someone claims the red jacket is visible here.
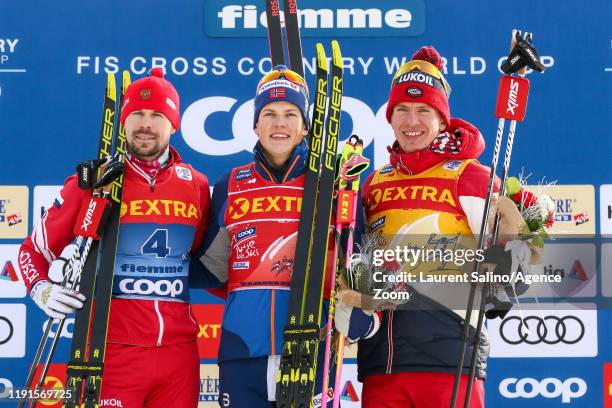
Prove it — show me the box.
[18,147,210,346]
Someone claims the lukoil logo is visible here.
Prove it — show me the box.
[499,377,587,404]
[205,0,425,37]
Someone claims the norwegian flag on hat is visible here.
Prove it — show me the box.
[269,87,286,99]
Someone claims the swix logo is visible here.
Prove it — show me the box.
[506,78,520,115]
[119,278,183,298]
[81,199,97,231]
[495,75,529,121]
[207,1,425,37]
[367,185,456,211]
[228,195,302,220]
[120,199,199,219]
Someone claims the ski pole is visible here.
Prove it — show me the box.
[450,29,545,408]
[321,137,368,407]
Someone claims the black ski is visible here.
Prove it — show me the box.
[65,72,117,408]
[265,0,285,67]
[82,70,129,408]
[276,43,328,408]
[282,0,303,76]
[65,70,130,408]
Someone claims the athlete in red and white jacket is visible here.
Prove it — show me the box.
[18,69,210,408]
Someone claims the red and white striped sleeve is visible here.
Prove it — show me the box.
[18,174,87,291]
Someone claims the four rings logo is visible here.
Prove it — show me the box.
[119,278,183,298]
[488,306,597,358]
[499,377,587,404]
[500,315,584,345]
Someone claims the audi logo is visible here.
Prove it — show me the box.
[499,315,584,345]
[0,316,14,346]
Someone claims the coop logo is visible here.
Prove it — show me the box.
[205,0,425,37]
[499,377,587,404]
[235,227,256,243]
[118,278,184,298]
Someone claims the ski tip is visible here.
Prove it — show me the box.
[331,40,342,67]
[122,70,132,93]
[106,72,117,101]
[316,43,327,71]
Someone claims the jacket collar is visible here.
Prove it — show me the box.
[253,139,308,183]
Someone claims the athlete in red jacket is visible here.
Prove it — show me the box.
[19,68,210,408]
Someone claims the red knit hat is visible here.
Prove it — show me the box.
[386,46,451,126]
[120,67,180,130]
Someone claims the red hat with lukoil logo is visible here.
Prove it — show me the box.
[386,46,451,126]
[120,67,180,130]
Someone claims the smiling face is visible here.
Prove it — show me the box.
[254,101,308,168]
[390,102,447,153]
[124,109,175,161]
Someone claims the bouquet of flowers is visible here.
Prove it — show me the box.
[504,176,556,248]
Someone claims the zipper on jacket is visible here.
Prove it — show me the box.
[150,179,155,192]
[154,300,165,346]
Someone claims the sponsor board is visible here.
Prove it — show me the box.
[603,244,612,297]
[0,303,26,358]
[204,0,425,37]
[199,364,220,407]
[192,304,224,359]
[601,185,612,236]
[499,376,587,404]
[488,303,597,358]
[0,244,26,298]
[522,243,596,298]
[335,364,362,407]
[524,185,595,236]
[28,363,68,407]
[0,186,29,238]
[33,186,62,227]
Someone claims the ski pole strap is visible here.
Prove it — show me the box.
[495,76,530,121]
[73,196,112,239]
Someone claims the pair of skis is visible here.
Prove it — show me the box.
[263,1,345,406]
[21,71,129,408]
[63,71,129,408]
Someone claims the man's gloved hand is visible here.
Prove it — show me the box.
[47,243,82,284]
[334,301,382,342]
[30,280,86,320]
[30,244,86,319]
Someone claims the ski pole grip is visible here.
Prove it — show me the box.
[73,196,111,239]
[495,76,530,121]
